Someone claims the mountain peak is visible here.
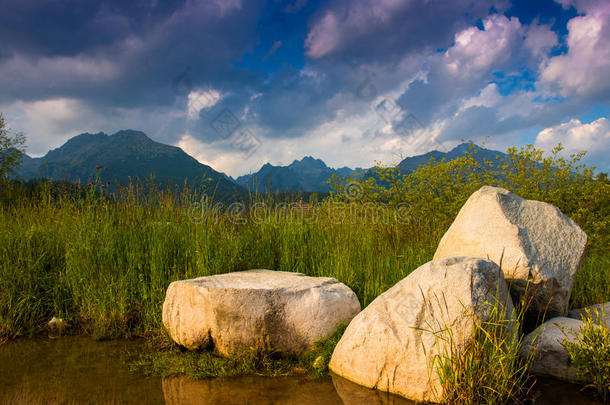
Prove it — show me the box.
[111,130,151,142]
[289,155,328,170]
[450,142,481,154]
[397,142,504,172]
[14,129,243,199]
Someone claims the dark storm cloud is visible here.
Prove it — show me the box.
[0,0,266,108]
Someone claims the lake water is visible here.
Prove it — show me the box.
[0,337,602,404]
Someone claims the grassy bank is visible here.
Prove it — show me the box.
[2,144,606,342]
[0,144,608,399]
[0,182,440,341]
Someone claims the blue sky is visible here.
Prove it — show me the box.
[1,0,609,175]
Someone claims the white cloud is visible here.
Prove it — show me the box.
[305,0,405,58]
[460,83,503,111]
[444,15,523,78]
[187,89,222,120]
[535,117,610,171]
[524,22,558,58]
[540,5,610,100]
[0,54,119,98]
[0,98,97,156]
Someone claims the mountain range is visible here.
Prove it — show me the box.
[15,130,505,195]
[16,130,242,199]
[235,157,361,193]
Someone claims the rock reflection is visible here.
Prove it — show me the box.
[0,337,603,405]
[163,375,343,405]
[331,373,416,405]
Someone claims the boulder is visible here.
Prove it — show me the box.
[329,257,515,403]
[568,302,609,328]
[434,186,587,318]
[162,269,360,355]
[521,317,588,383]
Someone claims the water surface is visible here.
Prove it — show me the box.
[0,337,602,404]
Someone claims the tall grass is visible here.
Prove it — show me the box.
[0,180,439,341]
[433,283,536,405]
[0,143,608,343]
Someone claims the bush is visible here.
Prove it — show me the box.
[329,142,609,251]
[562,308,610,400]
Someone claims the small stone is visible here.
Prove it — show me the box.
[313,356,325,370]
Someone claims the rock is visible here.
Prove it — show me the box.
[329,257,515,403]
[47,317,66,331]
[568,302,609,328]
[162,269,360,355]
[312,356,325,371]
[521,317,588,383]
[434,186,587,318]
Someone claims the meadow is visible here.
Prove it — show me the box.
[0,143,607,345]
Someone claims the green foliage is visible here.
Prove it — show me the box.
[329,142,609,252]
[0,141,607,387]
[0,114,26,180]
[299,323,347,377]
[129,346,296,378]
[434,293,534,404]
[562,308,610,400]
[0,179,437,341]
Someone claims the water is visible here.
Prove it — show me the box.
[0,337,602,404]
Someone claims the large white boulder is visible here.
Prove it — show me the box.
[434,186,587,318]
[162,269,360,355]
[521,317,588,383]
[568,302,609,328]
[329,257,515,403]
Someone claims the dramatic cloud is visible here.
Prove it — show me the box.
[540,1,610,100]
[1,0,608,175]
[305,0,510,62]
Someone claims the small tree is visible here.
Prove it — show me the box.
[0,113,26,179]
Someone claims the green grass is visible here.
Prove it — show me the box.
[127,323,348,379]
[562,307,610,400]
[0,143,608,388]
[433,286,535,405]
[0,181,440,341]
[1,179,606,343]
[128,345,297,379]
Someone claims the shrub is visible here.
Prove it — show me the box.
[562,308,610,400]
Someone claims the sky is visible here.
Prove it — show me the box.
[1,0,609,175]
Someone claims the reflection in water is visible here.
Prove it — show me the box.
[0,337,603,404]
[0,337,163,404]
[331,374,416,405]
[163,375,344,405]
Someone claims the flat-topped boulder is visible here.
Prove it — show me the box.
[568,302,609,328]
[329,257,515,403]
[521,317,588,383]
[434,186,587,318]
[162,269,361,355]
